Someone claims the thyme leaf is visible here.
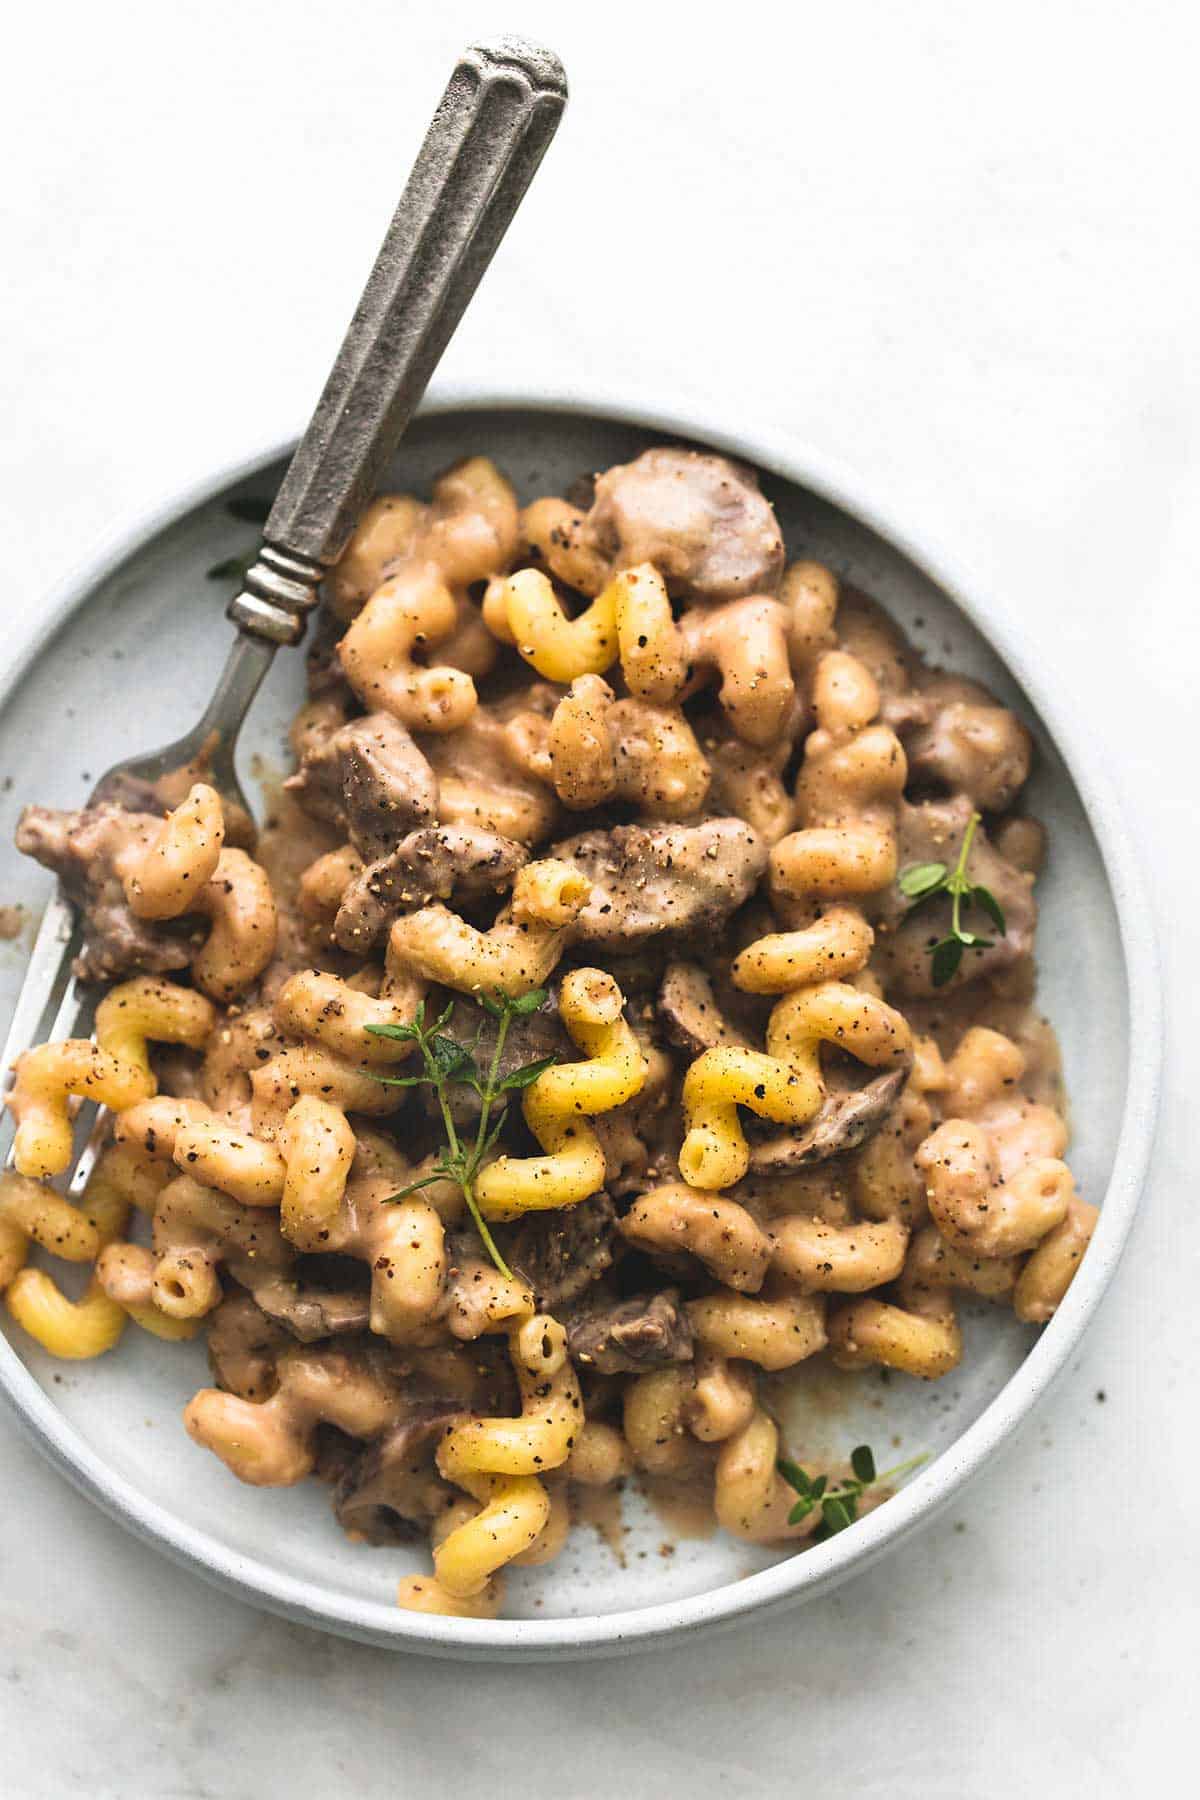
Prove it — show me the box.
[897,811,1007,987]
[205,549,257,584]
[366,988,556,1278]
[225,495,274,525]
[778,1444,928,1539]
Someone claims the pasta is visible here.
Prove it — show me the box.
[387,859,590,996]
[621,1186,771,1292]
[101,781,278,1000]
[501,567,618,682]
[714,1407,822,1543]
[8,977,215,1178]
[431,1326,580,1597]
[340,565,479,733]
[915,1120,1074,1258]
[687,1290,828,1371]
[679,1046,823,1191]
[547,677,711,819]
[5,1270,128,1360]
[5,440,1092,1618]
[119,781,225,920]
[189,848,279,1001]
[3,1148,190,1354]
[476,969,648,1219]
[770,645,906,904]
[332,457,518,618]
[678,596,795,746]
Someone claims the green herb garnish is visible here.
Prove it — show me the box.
[205,548,258,584]
[897,809,1006,987]
[365,989,558,1279]
[206,493,275,581]
[778,1444,928,1538]
[225,495,274,526]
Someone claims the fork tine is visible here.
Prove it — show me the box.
[10,968,94,1176]
[67,1107,114,1201]
[1,893,76,1080]
[1,893,80,1172]
[31,967,88,1058]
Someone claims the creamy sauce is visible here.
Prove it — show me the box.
[253,759,341,968]
[637,1472,718,1542]
[154,732,256,847]
[572,1482,628,1565]
[909,979,1069,1127]
[760,1363,893,1477]
[761,1360,884,1434]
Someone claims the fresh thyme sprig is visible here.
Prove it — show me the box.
[897,809,1006,987]
[365,989,558,1279]
[777,1445,929,1537]
[206,549,258,584]
[205,495,275,581]
[225,495,273,526]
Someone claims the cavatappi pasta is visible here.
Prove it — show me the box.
[4,444,1094,1617]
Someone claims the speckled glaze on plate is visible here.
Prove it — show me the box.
[0,383,1161,1660]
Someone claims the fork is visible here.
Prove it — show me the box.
[0,35,567,1199]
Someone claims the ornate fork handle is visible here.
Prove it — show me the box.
[0,38,565,1192]
[233,37,566,647]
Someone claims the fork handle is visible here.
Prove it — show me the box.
[230,37,566,647]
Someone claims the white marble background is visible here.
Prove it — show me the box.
[1,1,1195,1793]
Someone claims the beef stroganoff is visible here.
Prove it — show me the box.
[1,446,1096,1618]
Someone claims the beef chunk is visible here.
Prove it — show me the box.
[748,1068,909,1174]
[567,1289,693,1374]
[550,818,766,949]
[874,798,1036,997]
[505,1194,617,1311]
[657,961,750,1054]
[16,802,192,982]
[332,1403,461,1544]
[584,448,784,601]
[285,712,438,856]
[332,824,528,952]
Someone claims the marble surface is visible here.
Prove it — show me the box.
[0,1,1193,1792]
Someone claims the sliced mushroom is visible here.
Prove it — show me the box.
[253,1282,372,1343]
[748,1068,909,1174]
[504,1193,617,1311]
[332,1402,462,1544]
[567,1289,694,1374]
[206,1289,291,1401]
[657,961,751,1055]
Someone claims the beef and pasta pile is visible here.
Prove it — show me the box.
[0,446,1095,1617]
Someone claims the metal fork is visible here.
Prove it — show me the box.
[0,36,567,1197]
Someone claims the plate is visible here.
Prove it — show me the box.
[0,387,1161,1659]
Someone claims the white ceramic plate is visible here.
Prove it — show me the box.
[0,385,1161,1660]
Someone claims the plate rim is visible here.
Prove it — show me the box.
[0,377,1163,1660]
